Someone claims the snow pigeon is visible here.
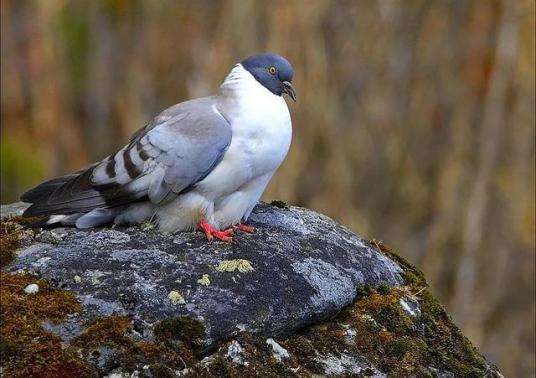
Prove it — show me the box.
[21,53,296,242]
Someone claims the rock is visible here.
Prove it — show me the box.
[399,297,421,317]
[2,202,403,346]
[226,340,246,365]
[0,201,502,377]
[318,353,386,377]
[23,283,39,294]
[266,338,290,361]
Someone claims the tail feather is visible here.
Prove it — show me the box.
[21,174,77,203]
[20,164,145,218]
[20,165,95,203]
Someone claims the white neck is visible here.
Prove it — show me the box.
[216,63,289,122]
[219,64,269,95]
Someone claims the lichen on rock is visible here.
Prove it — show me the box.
[197,274,211,286]
[216,259,254,273]
[167,290,186,305]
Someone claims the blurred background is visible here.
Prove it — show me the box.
[1,0,534,376]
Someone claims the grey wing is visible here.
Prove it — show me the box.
[136,99,232,202]
[22,97,232,216]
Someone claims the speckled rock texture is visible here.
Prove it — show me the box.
[2,202,401,344]
[1,201,502,377]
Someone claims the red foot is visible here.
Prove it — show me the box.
[234,223,255,233]
[198,219,233,242]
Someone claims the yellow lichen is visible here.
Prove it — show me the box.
[216,259,254,273]
[140,221,155,231]
[167,290,186,305]
[197,274,211,286]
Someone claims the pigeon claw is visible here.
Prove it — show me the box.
[234,223,255,233]
[198,219,233,242]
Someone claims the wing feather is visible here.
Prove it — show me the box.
[22,97,231,217]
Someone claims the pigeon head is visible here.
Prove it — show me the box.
[241,53,296,101]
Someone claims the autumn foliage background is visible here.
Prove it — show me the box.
[1,1,534,376]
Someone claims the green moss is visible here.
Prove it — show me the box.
[419,289,445,319]
[153,316,206,353]
[415,289,488,376]
[387,337,427,358]
[0,338,21,360]
[355,291,414,335]
[204,356,234,377]
[377,283,392,295]
[356,284,374,299]
[140,221,156,232]
[148,363,177,378]
[402,270,426,287]
[370,239,427,288]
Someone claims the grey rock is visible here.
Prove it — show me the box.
[399,297,421,317]
[3,202,403,349]
[42,315,85,342]
[428,366,456,378]
[342,324,358,343]
[317,353,386,377]
[90,346,119,372]
[226,340,246,365]
[0,202,27,217]
[266,338,290,361]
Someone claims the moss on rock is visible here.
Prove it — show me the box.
[0,272,209,376]
[0,273,89,378]
[0,216,39,268]
[370,239,428,288]
[153,316,206,353]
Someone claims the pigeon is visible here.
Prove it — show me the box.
[21,53,296,242]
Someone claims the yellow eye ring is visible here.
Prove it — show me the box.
[269,66,277,75]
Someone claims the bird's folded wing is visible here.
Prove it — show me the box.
[22,97,232,216]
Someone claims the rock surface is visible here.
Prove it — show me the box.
[0,201,502,377]
[3,201,402,346]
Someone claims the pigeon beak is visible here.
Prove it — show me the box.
[282,81,297,102]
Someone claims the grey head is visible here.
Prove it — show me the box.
[241,53,297,101]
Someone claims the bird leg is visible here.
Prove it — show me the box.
[234,222,255,233]
[198,219,234,242]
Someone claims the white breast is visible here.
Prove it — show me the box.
[197,65,292,199]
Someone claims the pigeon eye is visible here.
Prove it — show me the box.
[269,66,277,75]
